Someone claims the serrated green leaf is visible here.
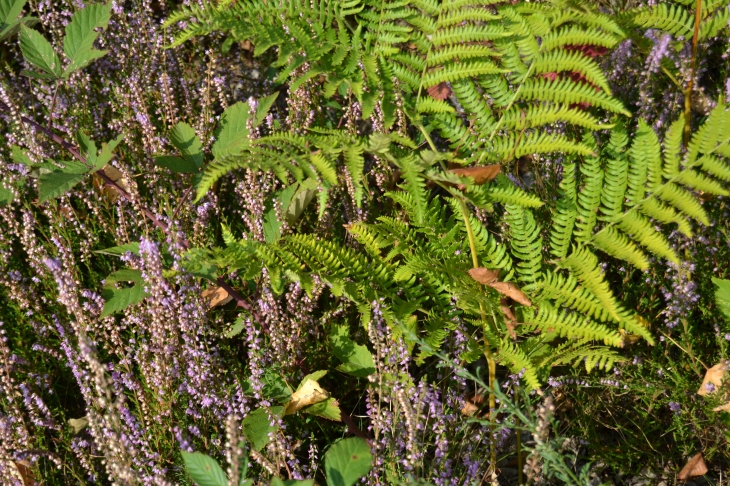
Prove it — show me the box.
[285,182,316,226]
[263,207,281,243]
[38,170,86,202]
[714,278,730,323]
[63,48,107,76]
[19,25,61,78]
[302,397,341,421]
[19,68,55,79]
[242,406,284,451]
[94,242,140,256]
[227,314,245,338]
[169,122,204,168]
[0,184,16,205]
[10,145,33,166]
[325,437,372,486]
[180,451,228,486]
[63,3,111,74]
[0,0,26,25]
[298,371,327,389]
[254,92,279,127]
[212,102,251,158]
[271,478,314,486]
[154,155,199,173]
[330,325,375,377]
[77,131,98,166]
[100,283,147,318]
[104,268,143,284]
[94,134,123,169]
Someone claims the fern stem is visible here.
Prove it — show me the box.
[683,0,703,147]
[456,197,498,472]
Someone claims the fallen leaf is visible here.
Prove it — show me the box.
[500,298,517,339]
[468,268,532,307]
[697,361,729,396]
[427,82,452,101]
[202,287,233,308]
[468,267,500,285]
[69,416,89,435]
[12,461,34,486]
[488,281,532,307]
[678,453,708,481]
[94,165,131,202]
[461,401,478,417]
[449,165,501,185]
[285,379,329,415]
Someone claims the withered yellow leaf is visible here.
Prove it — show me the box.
[449,165,501,185]
[488,281,532,307]
[678,453,708,481]
[285,379,329,415]
[468,267,500,285]
[697,361,729,396]
[94,165,131,202]
[202,287,233,308]
[69,416,89,435]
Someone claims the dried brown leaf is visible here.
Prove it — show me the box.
[468,267,501,285]
[202,287,233,308]
[678,453,708,481]
[697,361,729,396]
[500,298,517,339]
[427,82,452,101]
[95,165,131,202]
[285,379,329,415]
[449,165,501,185]
[488,281,532,307]
[13,461,34,486]
[461,401,479,417]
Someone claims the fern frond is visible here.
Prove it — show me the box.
[505,205,543,289]
[498,340,541,390]
[500,105,612,131]
[574,146,603,241]
[532,49,611,94]
[630,4,693,37]
[549,161,577,259]
[559,246,623,321]
[538,270,613,322]
[540,25,620,52]
[617,210,678,264]
[592,226,649,270]
[657,182,709,225]
[519,78,630,115]
[527,307,623,347]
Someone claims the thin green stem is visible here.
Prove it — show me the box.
[683,0,702,147]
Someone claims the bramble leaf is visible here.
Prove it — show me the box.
[19,24,61,78]
[325,437,372,486]
[212,102,251,158]
[180,451,227,486]
[169,122,204,168]
[63,2,112,75]
[330,325,375,377]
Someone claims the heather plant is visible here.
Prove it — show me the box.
[1,0,730,485]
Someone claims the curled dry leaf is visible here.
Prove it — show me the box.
[427,82,452,101]
[678,453,708,481]
[461,401,479,417]
[500,298,517,339]
[94,165,131,202]
[449,165,501,185]
[468,267,532,307]
[697,361,729,396]
[489,282,532,307]
[12,460,34,486]
[468,267,500,285]
[202,287,233,308]
[285,379,329,415]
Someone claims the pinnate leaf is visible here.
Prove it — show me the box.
[254,92,279,127]
[180,451,228,486]
[169,122,204,168]
[325,437,372,486]
[212,102,251,158]
[19,25,61,78]
[330,325,375,377]
[38,171,86,202]
[242,406,283,451]
[63,3,111,61]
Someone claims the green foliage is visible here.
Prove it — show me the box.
[100,268,148,318]
[324,437,373,486]
[18,3,111,79]
[181,451,229,486]
[329,325,376,377]
[0,0,36,41]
